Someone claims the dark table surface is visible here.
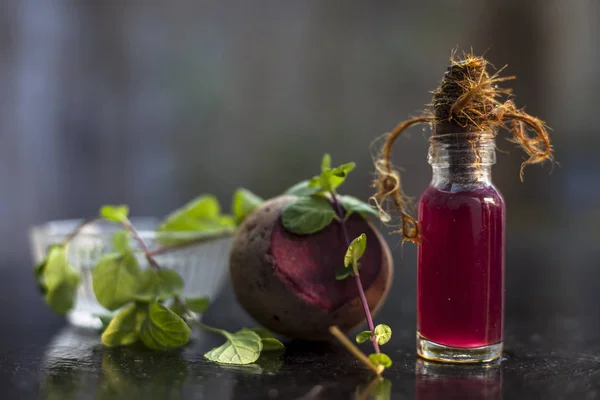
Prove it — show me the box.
[1,224,599,399]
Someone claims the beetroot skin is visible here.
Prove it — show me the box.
[229,195,393,340]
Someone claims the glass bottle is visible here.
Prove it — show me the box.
[416,132,505,363]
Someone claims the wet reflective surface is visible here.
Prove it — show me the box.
[2,227,600,399]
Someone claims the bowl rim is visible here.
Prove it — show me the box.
[29,217,236,241]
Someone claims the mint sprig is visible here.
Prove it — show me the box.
[280,154,392,375]
[33,190,280,366]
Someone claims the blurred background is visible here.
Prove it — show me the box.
[0,0,597,341]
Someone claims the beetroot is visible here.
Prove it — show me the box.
[229,195,393,340]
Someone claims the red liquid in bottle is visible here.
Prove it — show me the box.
[417,185,505,348]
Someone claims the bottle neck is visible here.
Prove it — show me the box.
[428,133,496,188]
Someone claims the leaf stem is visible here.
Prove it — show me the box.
[189,319,224,336]
[122,220,162,271]
[122,219,188,311]
[329,191,380,354]
[145,230,233,257]
[63,217,100,245]
[329,326,382,376]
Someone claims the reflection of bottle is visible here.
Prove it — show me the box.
[415,359,502,400]
[417,132,504,363]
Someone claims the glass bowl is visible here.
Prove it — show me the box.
[29,218,234,329]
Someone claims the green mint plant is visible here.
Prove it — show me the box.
[34,189,284,365]
[281,154,392,375]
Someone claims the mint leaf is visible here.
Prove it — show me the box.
[284,180,321,197]
[101,304,145,347]
[139,301,191,351]
[99,315,113,330]
[318,161,356,192]
[136,269,184,301]
[170,301,187,317]
[204,328,263,365]
[335,269,353,281]
[281,196,336,235]
[112,230,131,253]
[321,154,332,171]
[261,338,285,352]
[374,324,392,345]
[368,353,392,368]
[250,328,285,351]
[232,188,263,222]
[355,330,372,344]
[92,252,142,311]
[340,195,379,218]
[158,195,236,233]
[185,296,210,314]
[344,233,367,268]
[250,328,275,339]
[42,246,81,315]
[100,205,129,223]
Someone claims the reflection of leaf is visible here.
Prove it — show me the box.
[98,348,189,399]
[41,365,79,400]
[356,377,392,400]
[254,353,284,373]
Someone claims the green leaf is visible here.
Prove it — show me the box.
[100,205,129,223]
[368,353,392,368]
[42,246,81,315]
[281,196,336,235]
[112,230,131,253]
[284,180,321,196]
[92,252,142,311]
[374,324,392,345]
[185,296,210,314]
[355,330,372,344]
[250,327,275,339]
[340,195,379,218]
[136,269,184,301]
[99,315,113,330]
[344,233,367,268]
[318,161,356,192]
[249,328,285,352]
[204,328,263,365]
[169,301,187,317]
[321,154,331,172]
[232,188,263,222]
[157,195,236,233]
[335,269,353,281]
[261,338,285,352]
[139,301,191,351]
[101,304,145,347]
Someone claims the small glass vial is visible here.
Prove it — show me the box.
[416,132,505,363]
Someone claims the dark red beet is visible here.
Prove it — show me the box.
[229,195,393,340]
